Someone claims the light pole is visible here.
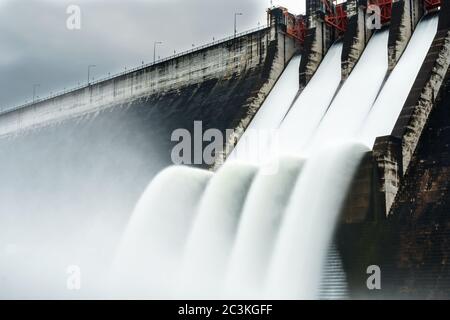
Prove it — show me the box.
[88,65,96,85]
[234,13,243,37]
[154,41,162,63]
[33,84,40,103]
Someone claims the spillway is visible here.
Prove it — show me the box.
[1,1,445,300]
[359,15,439,147]
[112,22,414,299]
[112,14,443,298]
[112,166,213,298]
[177,163,258,299]
[265,143,368,299]
[224,157,304,299]
[304,30,389,155]
[278,42,343,155]
[229,55,301,164]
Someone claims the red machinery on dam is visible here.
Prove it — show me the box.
[320,0,349,34]
[268,6,307,43]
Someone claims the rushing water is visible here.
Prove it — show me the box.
[359,15,439,147]
[0,13,440,299]
[112,17,439,298]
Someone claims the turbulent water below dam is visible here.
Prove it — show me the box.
[0,15,440,299]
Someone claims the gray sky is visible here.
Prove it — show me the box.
[0,0,305,109]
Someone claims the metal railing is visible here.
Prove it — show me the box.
[0,25,269,116]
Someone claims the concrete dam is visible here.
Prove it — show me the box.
[0,0,449,299]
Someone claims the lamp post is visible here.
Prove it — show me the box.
[87,65,96,85]
[33,84,40,103]
[154,41,163,63]
[234,13,243,37]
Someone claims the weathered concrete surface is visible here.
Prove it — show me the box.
[335,4,450,299]
[388,0,424,71]
[299,1,335,88]
[392,1,450,175]
[338,66,450,299]
[342,0,374,80]
[387,74,450,298]
[372,135,403,217]
[341,152,375,224]
[216,23,300,166]
[0,24,298,141]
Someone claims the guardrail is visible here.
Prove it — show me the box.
[0,25,269,116]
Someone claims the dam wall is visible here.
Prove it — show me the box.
[337,63,450,299]
[335,2,450,299]
[388,0,424,71]
[299,0,335,88]
[341,0,374,80]
[392,0,450,175]
[0,21,299,140]
[0,19,300,295]
[386,70,450,298]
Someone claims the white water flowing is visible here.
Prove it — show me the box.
[319,244,349,299]
[176,163,258,299]
[229,55,301,164]
[359,16,439,147]
[112,15,439,300]
[265,143,368,299]
[224,157,304,299]
[304,30,389,155]
[112,166,212,299]
[278,42,343,154]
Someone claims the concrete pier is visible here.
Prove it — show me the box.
[341,0,374,80]
[388,0,424,71]
[299,0,335,88]
[392,0,450,175]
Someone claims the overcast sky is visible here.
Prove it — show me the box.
[0,0,305,109]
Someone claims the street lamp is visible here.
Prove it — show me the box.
[33,84,40,103]
[234,13,243,37]
[88,65,96,85]
[154,41,163,63]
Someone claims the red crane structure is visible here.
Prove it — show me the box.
[320,0,348,35]
[274,7,306,43]
[289,15,307,43]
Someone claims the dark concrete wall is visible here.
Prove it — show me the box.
[0,25,298,138]
[392,2,450,175]
[336,3,450,299]
[337,4,450,298]
[342,0,373,80]
[388,0,424,71]
[338,68,450,299]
